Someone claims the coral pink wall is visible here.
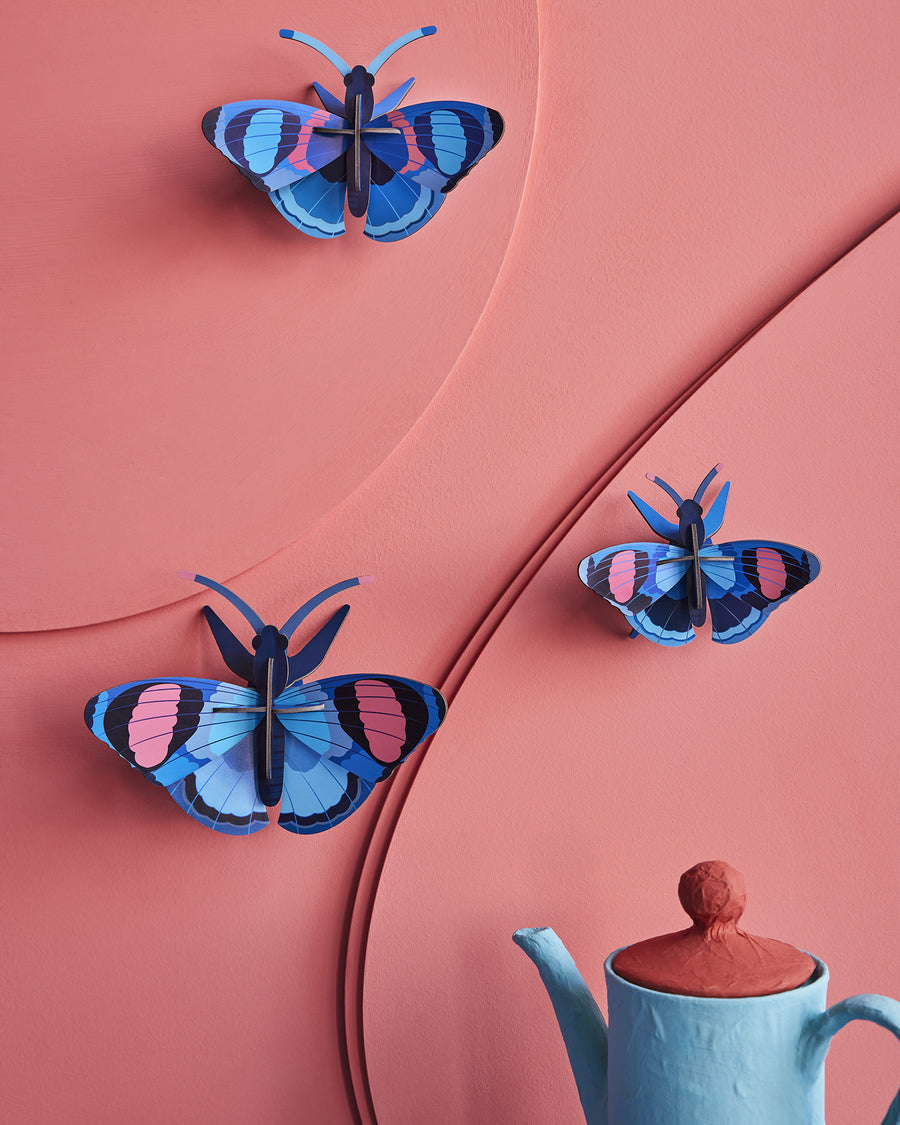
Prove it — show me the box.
[3,1,898,1122]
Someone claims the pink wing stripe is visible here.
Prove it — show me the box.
[385,111,427,175]
[608,551,637,603]
[128,684,182,768]
[755,548,788,600]
[355,679,407,764]
[288,109,332,174]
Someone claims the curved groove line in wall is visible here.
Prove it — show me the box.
[342,198,900,1125]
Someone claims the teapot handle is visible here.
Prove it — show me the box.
[800,993,900,1124]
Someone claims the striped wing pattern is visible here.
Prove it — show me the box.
[579,540,820,646]
[275,674,447,833]
[579,542,695,646]
[85,674,446,835]
[700,541,821,644]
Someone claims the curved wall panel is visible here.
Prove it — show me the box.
[2,1,898,1123]
[3,0,535,629]
[363,216,900,1125]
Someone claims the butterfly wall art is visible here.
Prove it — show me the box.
[202,26,504,241]
[577,464,820,646]
[85,573,446,835]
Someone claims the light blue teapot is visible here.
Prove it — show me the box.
[515,862,900,1125]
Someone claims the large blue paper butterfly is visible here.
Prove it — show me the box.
[577,465,821,646]
[84,574,446,834]
[202,26,504,241]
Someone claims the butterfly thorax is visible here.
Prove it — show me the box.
[251,625,290,696]
[344,66,375,125]
[676,500,708,625]
[247,625,289,805]
[676,499,706,550]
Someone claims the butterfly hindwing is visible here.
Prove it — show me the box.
[578,543,696,646]
[202,100,348,192]
[166,735,269,835]
[270,161,348,237]
[278,742,376,834]
[363,162,444,242]
[700,541,821,644]
[274,673,446,833]
[84,678,262,788]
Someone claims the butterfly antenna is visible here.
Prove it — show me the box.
[279,29,351,77]
[281,575,374,639]
[178,572,266,633]
[367,26,436,75]
[645,473,684,507]
[693,463,724,505]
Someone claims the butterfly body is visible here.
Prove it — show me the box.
[85,574,446,834]
[578,466,820,646]
[202,27,504,241]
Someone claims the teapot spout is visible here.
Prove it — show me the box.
[514,927,608,1125]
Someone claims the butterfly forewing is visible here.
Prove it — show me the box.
[202,101,348,191]
[578,543,697,645]
[85,679,263,787]
[700,541,821,644]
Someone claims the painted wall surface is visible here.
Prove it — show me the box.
[3,1,898,1123]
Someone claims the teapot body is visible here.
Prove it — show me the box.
[606,951,827,1124]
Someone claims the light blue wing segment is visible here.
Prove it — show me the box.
[275,674,446,783]
[371,77,416,118]
[627,490,680,542]
[84,679,263,787]
[578,543,695,646]
[278,738,376,834]
[201,100,347,191]
[275,674,445,833]
[702,481,731,541]
[364,102,504,193]
[701,541,820,644]
[270,169,347,237]
[165,735,269,835]
[363,176,444,242]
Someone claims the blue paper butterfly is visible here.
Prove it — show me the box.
[577,465,821,646]
[202,26,504,241]
[85,574,446,835]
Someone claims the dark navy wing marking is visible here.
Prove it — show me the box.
[362,102,503,241]
[202,100,348,191]
[85,678,262,787]
[166,735,269,835]
[578,543,696,646]
[700,541,821,644]
[273,673,446,833]
[270,161,348,237]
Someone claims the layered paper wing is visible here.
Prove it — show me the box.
[273,674,447,833]
[578,543,695,646]
[700,541,821,644]
[166,735,269,835]
[85,678,263,787]
[270,160,347,238]
[362,102,504,242]
[201,100,348,191]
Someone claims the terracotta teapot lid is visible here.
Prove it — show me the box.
[612,860,816,998]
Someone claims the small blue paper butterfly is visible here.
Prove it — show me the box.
[85,574,446,835]
[577,464,821,645]
[202,26,504,241]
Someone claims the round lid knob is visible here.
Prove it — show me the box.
[612,860,816,998]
